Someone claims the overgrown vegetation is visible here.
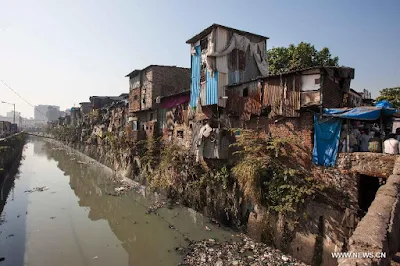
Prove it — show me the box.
[230,129,324,214]
[137,137,161,178]
[150,142,202,192]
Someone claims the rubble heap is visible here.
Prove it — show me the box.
[181,234,308,266]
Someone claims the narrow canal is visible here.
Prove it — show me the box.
[0,139,234,266]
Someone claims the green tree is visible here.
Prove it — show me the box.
[268,42,339,75]
[376,87,400,108]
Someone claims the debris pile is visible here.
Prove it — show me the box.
[110,181,141,196]
[181,235,308,266]
[146,201,166,214]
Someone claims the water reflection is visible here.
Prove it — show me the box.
[0,146,27,266]
[39,140,234,266]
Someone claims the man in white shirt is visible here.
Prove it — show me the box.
[383,134,400,154]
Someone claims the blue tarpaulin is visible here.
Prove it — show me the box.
[312,115,342,166]
[323,107,382,120]
[323,100,398,121]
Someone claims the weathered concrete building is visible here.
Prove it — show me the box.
[79,102,93,115]
[187,24,269,109]
[126,65,190,141]
[186,24,269,160]
[89,94,128,110]
[158,90,191,147]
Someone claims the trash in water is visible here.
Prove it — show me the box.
[205,226,211,231]
[0,257,5,262]
[115,187,126,193]
[50,217,56,219]
[6,234,14,239]
[93,256,98,259]
[24,186,49,193]
[77,161,88,165]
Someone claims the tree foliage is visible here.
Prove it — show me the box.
[268,42,339,75]
[376,87,400,108]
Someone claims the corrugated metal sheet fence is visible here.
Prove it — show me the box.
[263,75,301,118]
[190,46,201,108]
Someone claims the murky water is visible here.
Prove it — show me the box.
[0,139,235,266]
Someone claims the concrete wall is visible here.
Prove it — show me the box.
[301,74,321,91]
[338,157,400,266]
[337,153,397,179]
[0,133,26,184]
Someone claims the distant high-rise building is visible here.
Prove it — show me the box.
[6,110,21,119]
[34,105,61,122]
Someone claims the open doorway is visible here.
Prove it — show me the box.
[358,175,384,215]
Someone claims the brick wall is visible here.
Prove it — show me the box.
[151,66,191,102]
[321,74,345,108]
[269,111,314,169]
[129,66,190,114]
[129,88,141,113]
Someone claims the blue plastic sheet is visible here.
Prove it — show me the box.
[323,100,398,121]
[312,115,342,166]
[375,100,393,109]
[324,107,382,120]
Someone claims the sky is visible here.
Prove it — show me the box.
[0,0,399,118]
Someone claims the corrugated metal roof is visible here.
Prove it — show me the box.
[227,66,355,88]
[186,24,269,44]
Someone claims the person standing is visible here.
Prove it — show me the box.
[396,128,400,141]
[383,134,399,154]
[368,131,382,153]
[359,129,371,152]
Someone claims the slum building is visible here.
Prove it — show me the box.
[226,66,355,168]
[126,65,190,142]
[186,24,270,160]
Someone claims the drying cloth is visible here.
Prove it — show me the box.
[209,32,269,76]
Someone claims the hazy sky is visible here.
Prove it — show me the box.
[0,0,399,118]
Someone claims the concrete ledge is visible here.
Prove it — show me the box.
[337,153,398,178]
[338,174,400,266]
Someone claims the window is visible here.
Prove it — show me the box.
[229,49,246,71]
[149,112,153,121]
[177,130,184,138]
[132,121,138,131]
[315,78,320,85]
[200,64,207,83]
[133,95,138,100]
[243,88,249,97]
